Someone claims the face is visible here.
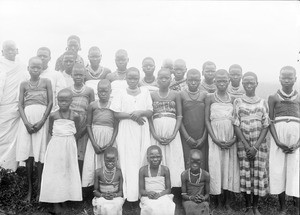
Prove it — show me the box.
[203,64,216,81]
[147,148,162,167]
[72,68,85,85]
[142,59,155,75]
[190,152,202,173]
[229,68,242,86]
[157,70,171,89]
[242,76,257,94]
[67,40,80,53]
[28,59,43,79]
[104,153,117,170]
[2,44,18,61]
[98,84,111,102]
[63,55,76,72]
[37,49,51,70]
[126,70,140,89]
[88,50,101,67]
[214,74,230,92]
[173,64,186,80]
[187,73,201,92]
[57,94,72,111]
[279,70,296,89]
[115,55,128,71]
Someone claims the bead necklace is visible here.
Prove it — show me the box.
[201,81,216,93]
[29,78,40,89]
[242,94,260,104]
[214,91,231,103]
[117,70,126,80]
[187,88,200,101]
[279,89,296,99]
[71,84,86,94]
[88,66,103,79]
[103,166,116,184]
[188,168,202,184]
[158,90,170,99]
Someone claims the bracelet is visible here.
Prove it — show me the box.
[181,193,187,196]
[189,196,192,201]
[186,136,191,142]
[177,115,183,118]
[93,190,97,193]
[253,145,258,151]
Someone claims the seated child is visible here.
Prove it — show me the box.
[169,59,187,91]
[92,147,124,215]
[82,79,118,187]
[39,89,82,214]
[139,145,175,215]
[181,150,210,215]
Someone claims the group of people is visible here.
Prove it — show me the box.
[0,35,299,215]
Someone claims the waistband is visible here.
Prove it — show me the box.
[272,116,300,124]
[153,113,176,120]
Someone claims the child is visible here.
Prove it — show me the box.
[110,67,153,204]
[85,46,111,97]
[62,50,77,87]
[180,69,208,170]
[169,59,187,91]
[82,79,118,187]
[68,63,95,176]
[92,147,124,215]
[181,150,210,215]
[55,35,85,72]
[139,57,158,92]
[149,68,185,203]
[268,66,299,214]
[233,72,269,215]
[107,49,129,99]
[39,89,82,214]
[205,69,240,211]
[199,61,217,93]
[139,145,175,215]
[161,58,174,75]
[16,57,53,202]
[227,64,245,98]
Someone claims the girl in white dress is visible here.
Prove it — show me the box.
[39,89,82,214]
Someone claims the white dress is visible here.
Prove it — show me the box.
[208,102,240,195]
[110,87,153,201]
[39,119,82,203]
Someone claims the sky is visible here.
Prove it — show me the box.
[0,0,299,83]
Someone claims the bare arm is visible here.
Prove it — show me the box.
[139,166,147,197]
[181,171,191,201]
[103,119,119,150]
[158,167,171,197]
[93,170,102,198]
[170,92,182,138]
[115,170,123,198]
[48,114,54,136]
[86,104,101,154]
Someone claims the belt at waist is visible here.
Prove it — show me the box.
[153,113,176,120]
[272,117,300,124]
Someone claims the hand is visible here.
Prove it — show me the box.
[246,146,257,159]
[152,192,161,199]
[277,142,290,152]
[212,138,224,148]
[33,119,45,133]
[103,192,114,200]
[147,191,157,199]
[187,137,198,148]
[130,111,143,119]
[93,144,102,154]
[195,138,204,148]
[164,135,175,145]
[101,142,113,152]
[25,123,35,134]
[194,194,204,203]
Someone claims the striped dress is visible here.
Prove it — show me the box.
[233,96,269,196]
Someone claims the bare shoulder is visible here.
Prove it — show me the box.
[181,169,188,178]
[139,165,148,175]
[160,165,170,175]
[202,169,210,181]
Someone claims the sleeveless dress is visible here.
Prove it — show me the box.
[82,101,115,187]
[140,165,175,215]
[269,90,299,197]
[208,97,240,195]
[151,98,185,187]
[39,119,82,202]
[16,84,48,163]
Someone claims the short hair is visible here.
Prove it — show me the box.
[63,50,77,59]
[142,57,155,64]
[157,68,171,77]
[229,64,242,72]
[202,61,216,71]
[28,56,42,65]
[187,68,201,76]
[174,59,187,68]
[98,79,111,89]
[89,46,101,55]
[147,145,162,155]
[2,40,17,50]
[243,71,258,81]
[162,59,173,68]
[126,67,140,75]
[58,88,73,98]
[37,47,51,56]
[104,146,118,157]
[280,66,296,76]
[72,63,85,72]
[215,69,229,77]
[115,49,128,58]
[189,149,202,158]
[67,35,80,44]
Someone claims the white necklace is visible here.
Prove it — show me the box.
[158,90,170,99]
[214,91,231,103]
[187,89,200,101]
[29,78,40,88]
[103,166,116,184]
[71,84,85,94]
[279,89,295,98]
[88,66,103,79]
[188,168,202,184]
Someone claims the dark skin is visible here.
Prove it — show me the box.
[139,148,171,199]
[142,59,156,84]
[94,153,123,200]
[18,58,53,203]
[180,72,207,149]
[86,83,118,154]
[113,70,153,125]
[63,54,76,75]
[202,64,216,85]
[149,70,182,145]
[268,69,300,213]
[181,151,210,203]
